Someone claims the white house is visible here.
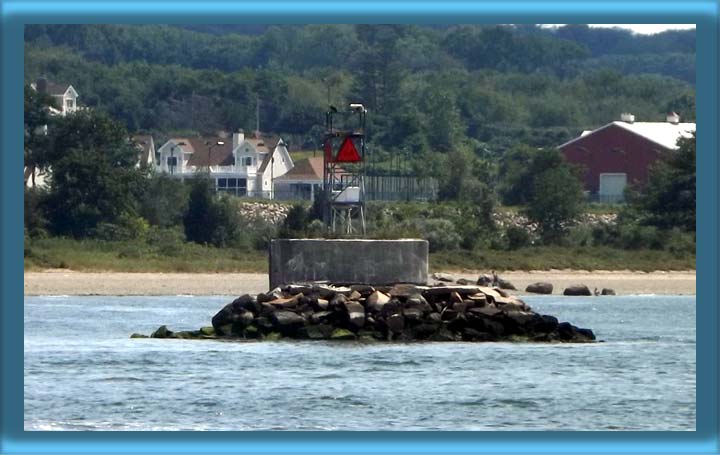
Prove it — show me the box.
[155,131,294,198]
[30,78,80,116]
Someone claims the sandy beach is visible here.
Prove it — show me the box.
[24,269,695,296]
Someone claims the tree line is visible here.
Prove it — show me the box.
[25,24,695,157]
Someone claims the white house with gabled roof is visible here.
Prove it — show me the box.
[155,130,294,198]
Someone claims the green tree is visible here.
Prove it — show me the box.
[44,111,145,238]
[183,177,242,247]
[138,173,189,227]
[24,84,56,186]
[628,133,695,231]
[523,156,585,242]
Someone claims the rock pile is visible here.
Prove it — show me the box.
[138,283,596,343]
[238,202,289,225]
[493,211,617,236]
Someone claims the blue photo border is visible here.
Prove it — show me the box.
[2,0,718,453]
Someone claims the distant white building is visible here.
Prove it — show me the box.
[155,131,294,198]
[30,78,80,117]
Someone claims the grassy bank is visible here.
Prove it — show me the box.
[24,237,267,273]
[24,237,695,273]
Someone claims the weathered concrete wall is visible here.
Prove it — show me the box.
[269,239,428,289]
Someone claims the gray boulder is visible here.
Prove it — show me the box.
[343,302,366,330]
[385,314,405,333]
[497,278,516,290]
[366,291,391,313]
[271,311,306,335]
[601,288,616,295]
[563,284,592,296]
[525,282,554,294]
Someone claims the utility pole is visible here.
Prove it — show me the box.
[255,95,260,137]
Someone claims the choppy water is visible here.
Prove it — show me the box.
[24,295,695,431]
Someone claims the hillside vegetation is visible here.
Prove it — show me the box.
[24,24,696,271]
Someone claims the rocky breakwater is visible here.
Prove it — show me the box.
[136,283,596,343]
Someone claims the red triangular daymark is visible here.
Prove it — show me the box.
[335,136,361,162]
[324,139,334,162]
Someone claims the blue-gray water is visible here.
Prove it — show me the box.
[24,295,695,431]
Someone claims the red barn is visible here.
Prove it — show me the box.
[558,113,695,202]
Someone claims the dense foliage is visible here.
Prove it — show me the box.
[25,24,695,158]
[39,110,146,238]
[23,24,696,265]
[627,133,696,232]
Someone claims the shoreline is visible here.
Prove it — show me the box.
[24,269,696,296]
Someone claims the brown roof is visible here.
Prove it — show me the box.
[276,156,328,182]
[247,132,281,152]
[133,135,154,163]
[184,137,234,167]
[36,79,72,96]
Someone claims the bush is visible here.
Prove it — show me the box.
[183,178,243,247]
[616,224,664,250]
[146,226,187,256]
[665,229,696,256]
[138,174,189,227]
[279,204,309,238]
[412,218,461,252]
[563,225,594,247]
[94,214,149,241]
[24,187,48,238]
[506,225,531,250]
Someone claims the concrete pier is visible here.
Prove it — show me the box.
[269,239,428,289]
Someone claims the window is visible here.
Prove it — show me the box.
[244,157,252,166]
[167,157,178,167]
[217,178,247,197]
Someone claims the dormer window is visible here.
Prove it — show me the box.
[244,157,252,166]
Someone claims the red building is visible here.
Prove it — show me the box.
[558,113,695,202]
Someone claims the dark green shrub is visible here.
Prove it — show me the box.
[506,225,531,250]
[412,218,461,252]
[665,229,696,256]
[24,187,49,238]
[279,204,309,238]
[183,178,242,247]
[616,224,663,250]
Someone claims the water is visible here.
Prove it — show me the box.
[24,295,696,431]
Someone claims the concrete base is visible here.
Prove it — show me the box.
[269,239,428,289]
